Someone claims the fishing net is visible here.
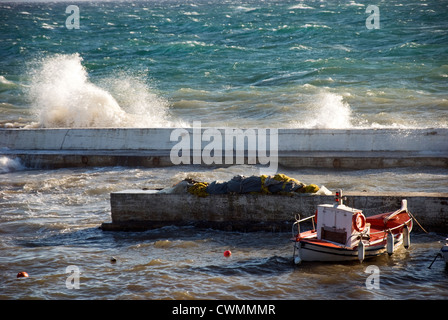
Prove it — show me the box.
[185,174,319,197]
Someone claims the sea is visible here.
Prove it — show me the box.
[0,0,448,303]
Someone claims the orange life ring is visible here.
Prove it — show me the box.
[353,212,366,232]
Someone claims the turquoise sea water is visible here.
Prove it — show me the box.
[1,0,447,128]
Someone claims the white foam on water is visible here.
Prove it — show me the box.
[27,53,184,128]
[0,75,15,86]
[289,4,315,10]
[291,91,353,129]
[0,156,25,174]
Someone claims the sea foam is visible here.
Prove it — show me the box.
[0,156,25,174]
[287,91,354,129]
[27,53,182,128]
[306,92,353,129]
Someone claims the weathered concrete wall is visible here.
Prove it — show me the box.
[1,128,447,169]
[101,191,448,233]
[1,127,447,152]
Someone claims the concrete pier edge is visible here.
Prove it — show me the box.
[1,127,447,169]
[101,191,448,233]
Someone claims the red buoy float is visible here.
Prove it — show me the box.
[17,271,29,278]
[223,250,232,257]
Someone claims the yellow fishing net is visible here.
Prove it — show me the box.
[188,182,209,197]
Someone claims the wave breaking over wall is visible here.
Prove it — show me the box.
[27,53,183,128]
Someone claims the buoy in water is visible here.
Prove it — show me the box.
[17,271,29,278]
[403,224,410,249]
[387,232,394,255]
[223,250,232,257]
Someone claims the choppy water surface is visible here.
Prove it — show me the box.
[0,0,447,129]
[1,164,448,300]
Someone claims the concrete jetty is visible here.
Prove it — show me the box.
[1,127,447,169]
[101,191,448,233]
[1,128,446,232]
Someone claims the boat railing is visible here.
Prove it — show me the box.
[293,214,413,241]
[292,214,315,237]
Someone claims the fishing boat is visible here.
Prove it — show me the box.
[292,190,413,264]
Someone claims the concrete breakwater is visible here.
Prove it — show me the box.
[1,127,447,169]
[101,191,448,233]
[1,128,446,233]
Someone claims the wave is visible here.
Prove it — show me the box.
[0,156,25,174]
[167,83,448,130]
[0,75,16,86]
[289,4,315,10]
[22,54,446,130]
[287,91,353,129]
[234,6,258,13]
[27,53,184,128]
